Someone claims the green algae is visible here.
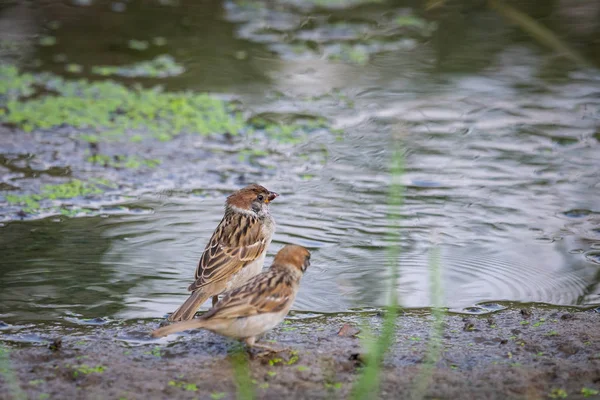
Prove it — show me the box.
[0,64,324,145]
[2,73,246,139]
[152,37,168,46]
[225,1,436,65]
[91,55,185,78]
[328,44,370,65]
[248,113,328,144]
[254,0,382,9]
[86,153,161,169]
[38,36,57,47]
[0,65,36,100]
[65,64,84,74]
[128,39,149,51]
[4,179,110,214]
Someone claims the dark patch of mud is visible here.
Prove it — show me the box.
[1,307,599,399]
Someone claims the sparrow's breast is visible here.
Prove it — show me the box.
[227,249,267,291]
[261,214,276,239]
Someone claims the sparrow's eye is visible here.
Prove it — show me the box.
[257,194,264,202]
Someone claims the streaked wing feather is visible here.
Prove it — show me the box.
[202,271,294,320]
[188,213,266,292]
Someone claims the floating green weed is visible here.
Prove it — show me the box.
[128,39,149,51]
[87,153,161,169]
[226,2,435,65]
[210,392,226,400]
[92,55,185,78]
[396,15,431,29]
[1,64,327,145]
[65,64,84,74]
[298,0,382,7]
[328,44,370,65]
[38,36,57,47]
[250,114,328,144]
[3,77,245,139]
[152,37,168,46]
[0,65,36,99]
[4,179,109,213]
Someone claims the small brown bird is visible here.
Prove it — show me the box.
[152,245,311,352]
[168,184,278,322]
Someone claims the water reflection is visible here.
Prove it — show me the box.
[0,217,133,321]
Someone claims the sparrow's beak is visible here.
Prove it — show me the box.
[265,191,279,203]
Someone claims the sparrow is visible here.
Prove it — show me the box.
[152,244,311,352]
[167,184,278,322]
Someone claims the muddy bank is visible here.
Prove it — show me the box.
[1,306,599,399]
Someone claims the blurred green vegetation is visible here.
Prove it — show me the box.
[5,179,113,214]
[0,64,327,145]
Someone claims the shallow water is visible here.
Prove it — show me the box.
[1,0,599,324]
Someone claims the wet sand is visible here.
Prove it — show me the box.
[1,306,600,399]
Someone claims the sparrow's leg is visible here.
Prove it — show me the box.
[211,296,219,307]
[244,337,288,357]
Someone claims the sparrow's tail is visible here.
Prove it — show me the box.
[167,290,211,322]
[152,318,208,338]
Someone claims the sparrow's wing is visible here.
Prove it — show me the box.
[201,270,295,319]
[188,213,268,292]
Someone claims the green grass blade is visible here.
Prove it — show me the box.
[351,148,404,400]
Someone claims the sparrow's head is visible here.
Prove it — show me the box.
[226,184,278,218]
[272,244,311,275]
